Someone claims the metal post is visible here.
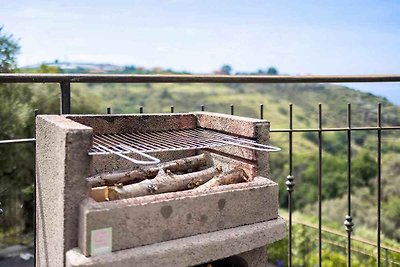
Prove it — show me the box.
[344,103,354,267]
[286,104,295,267]
[33,108,38,267]
[60,82,71,114]
[318,103,323,266]
[377,103,382,267]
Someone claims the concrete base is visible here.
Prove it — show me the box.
[66,217,286,267]
[237,247,268,267]
[79,177,278,256]
[209,246,268,267]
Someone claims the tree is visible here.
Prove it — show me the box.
[0,27,105,238]
[0,27,33,231]
[352,149,377,188]
[124,65,136,73]
[0,26,19,72]
[221,65,232,75]
[267,67,278,75]
[37,63,61,73]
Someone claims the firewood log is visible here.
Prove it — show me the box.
[87,153,212,187]
[108,166,222,200]
[90,186,109,202]
[192,168,250,192]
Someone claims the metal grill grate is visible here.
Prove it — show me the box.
[88,128,280,165]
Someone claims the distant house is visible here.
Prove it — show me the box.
[23,61,124,73]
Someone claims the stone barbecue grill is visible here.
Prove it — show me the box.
[35,112,286,267]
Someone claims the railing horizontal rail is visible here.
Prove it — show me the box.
[3,125,400,145]
[1,73,400,83]
[0,138,36,144]
[270,126,400,132]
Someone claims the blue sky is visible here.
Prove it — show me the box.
[1,0,400,102]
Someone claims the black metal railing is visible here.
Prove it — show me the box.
[1,73,400,267]
[270,102,400,267]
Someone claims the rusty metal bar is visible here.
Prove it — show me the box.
[0,73,400,83]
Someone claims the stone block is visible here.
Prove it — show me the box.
[66,217,286,267]
[195,112,270,176]
[79,177,278,256]
[36,115,92,267]
[195,112,268,138]
[67,113,196,134]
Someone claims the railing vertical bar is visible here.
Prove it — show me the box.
[345,103,354,267]
[289,104,293,173]
[377,103,382,267]
[107,107,112,114]
[33,109,38,267]
[170,106,174,113]
[139,106,144,114]
[201,105,205,111]
[286,104,295,267]
[230,104,234,115]
[60,82,71,114]
[260,104,264,120]
[318,103,323,266]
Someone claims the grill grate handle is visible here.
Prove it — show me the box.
[95,144,161,165]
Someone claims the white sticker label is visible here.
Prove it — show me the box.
[91,227,112,256]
